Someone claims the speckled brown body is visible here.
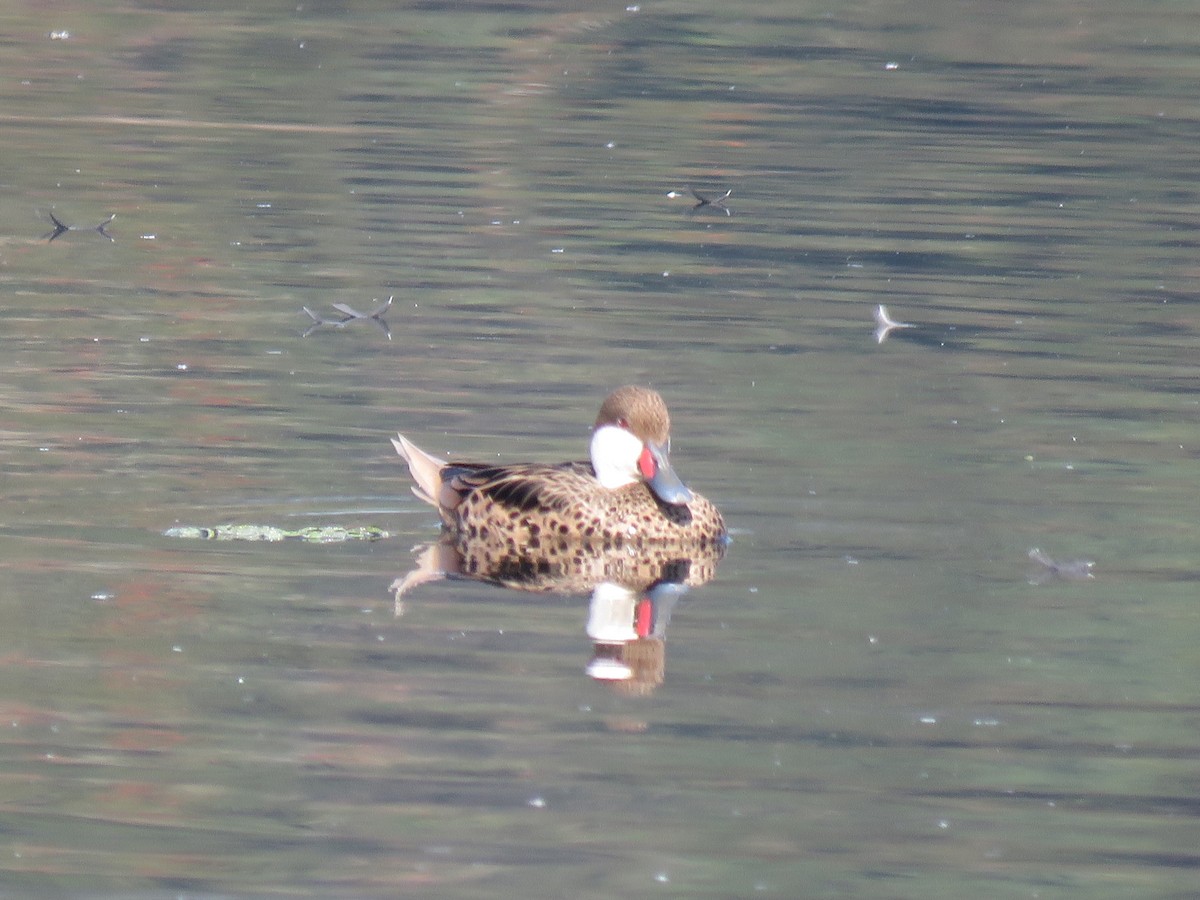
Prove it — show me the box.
[392,386,727,578]
[392,527,724,600]
[451,524,725,595]
[451,461,723,543]
[428,459,726,588]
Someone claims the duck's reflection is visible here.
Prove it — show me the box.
[583,579,687,694]
[391,540,725,694]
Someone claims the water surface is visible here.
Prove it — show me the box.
[2,1,1198,896]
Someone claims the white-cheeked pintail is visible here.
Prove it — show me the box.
[392,386,727,552]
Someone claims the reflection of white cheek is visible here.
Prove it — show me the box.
[586,582,638,642]
[590,425,643,489]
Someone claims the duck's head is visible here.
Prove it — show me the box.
[589,385,693,505]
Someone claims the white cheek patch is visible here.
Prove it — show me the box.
[590,425,644,489]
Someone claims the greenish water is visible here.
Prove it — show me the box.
[1,1,1198,896]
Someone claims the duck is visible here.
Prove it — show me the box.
[391,386,727,553]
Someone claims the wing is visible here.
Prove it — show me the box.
[447,461,595,513]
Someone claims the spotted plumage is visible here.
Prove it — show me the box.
[392,386,727,559]
[392,534,724,600]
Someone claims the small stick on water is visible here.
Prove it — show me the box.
[43,211,116,242]
[301,295,393,339]
[686,186,732,215]
[874,304,915,344]
[329,294,393,339]
[94,213,116,241]
[44,211,70,242]
[667,187,733,216]
[1028,548,1095,584]
[301,306,348,337]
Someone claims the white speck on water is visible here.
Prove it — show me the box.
[527,796,547,809]
[654,872,670,884]
[885,61,899,70]
[176,364,188,371]
[919,715,937,725]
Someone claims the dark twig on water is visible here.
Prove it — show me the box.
[94,213,115,241]
[44,211,116,243]
[302,295,393,339]
[301,306,346,337]
[687,186,732,215]
[667,187,733,216]
[44,212,70,242]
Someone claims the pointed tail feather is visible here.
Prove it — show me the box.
[391,434,446,509]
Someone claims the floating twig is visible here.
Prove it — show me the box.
[94,213,115,241]
[43,211,116,243]
[302,295,393,339]
[874,304,915,344]
[687,186,732,215]
[1028,548,1095,584]
[667,187,732,216]
[43,211,70,242]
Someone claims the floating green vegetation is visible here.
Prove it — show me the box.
[164,524,389,543]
